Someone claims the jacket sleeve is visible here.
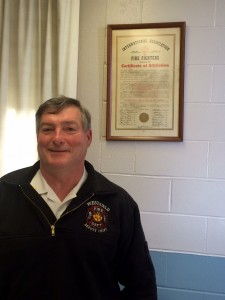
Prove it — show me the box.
[116,196,157,300]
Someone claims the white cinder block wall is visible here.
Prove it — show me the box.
[77,0,225,257]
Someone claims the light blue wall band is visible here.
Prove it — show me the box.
[150,251,225,299]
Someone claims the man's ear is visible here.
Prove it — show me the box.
[86,129,92,146]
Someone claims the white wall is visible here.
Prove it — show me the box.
[77,0,225,257]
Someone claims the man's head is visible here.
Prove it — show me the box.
[36,96,92,174]
[36,96,91,134]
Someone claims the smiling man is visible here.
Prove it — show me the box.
[36,101,92,201]
[0,96,157,299]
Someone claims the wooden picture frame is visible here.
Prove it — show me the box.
[106,22,186,141]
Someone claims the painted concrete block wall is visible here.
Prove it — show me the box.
[77,0,225,298]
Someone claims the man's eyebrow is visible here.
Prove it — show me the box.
[40,121,78,127]
[40,122,54,127]
[62,121,78,125]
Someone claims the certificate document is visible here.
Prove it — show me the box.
[107,23,185,141]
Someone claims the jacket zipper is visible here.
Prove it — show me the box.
[51,193,95,236]
[19,185,94,237]
[51,225,56,236]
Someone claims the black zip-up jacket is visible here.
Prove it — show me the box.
[0,161,157,300]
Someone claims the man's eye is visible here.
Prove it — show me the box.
[41,128,53,132]
[65,127,77,132]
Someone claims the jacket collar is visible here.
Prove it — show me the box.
[1,160,118,196]
[0,161,40,185]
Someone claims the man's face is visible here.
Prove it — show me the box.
[37,106,92,172]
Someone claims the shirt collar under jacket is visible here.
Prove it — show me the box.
[31,168,88,203]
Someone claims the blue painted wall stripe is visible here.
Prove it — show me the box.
[150,251,225,299]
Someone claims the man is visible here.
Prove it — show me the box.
[0,96,157,299]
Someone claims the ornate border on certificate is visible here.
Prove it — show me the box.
[106,22,186,141]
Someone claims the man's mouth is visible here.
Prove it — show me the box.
[49,149,69,153]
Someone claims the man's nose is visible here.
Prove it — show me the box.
[52,129,65,145]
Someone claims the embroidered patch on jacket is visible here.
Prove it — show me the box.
[84,200,110,233]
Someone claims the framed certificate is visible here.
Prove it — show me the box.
[106,22,186,141]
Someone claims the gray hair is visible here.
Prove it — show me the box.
[35,96,91,133]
